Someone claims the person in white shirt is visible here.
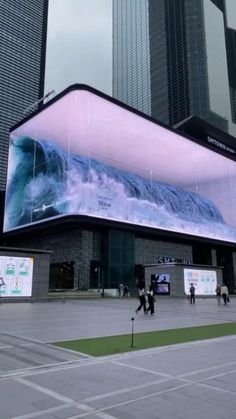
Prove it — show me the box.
[118,283,124,298]
[135,287,147,314]
[215,285,221,305]
[147,285,155,315]
[221,284,229,305]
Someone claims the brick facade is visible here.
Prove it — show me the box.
[135,237,192,265]
[18,228,193,290]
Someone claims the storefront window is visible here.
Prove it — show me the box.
[49,261,74,290]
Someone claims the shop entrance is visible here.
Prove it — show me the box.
[49,261,74,290]
[217,249,234,292]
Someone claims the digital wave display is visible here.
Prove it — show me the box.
[4,135,236,242]
[3,87,236,243]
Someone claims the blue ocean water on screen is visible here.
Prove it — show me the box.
[4,136,236,241]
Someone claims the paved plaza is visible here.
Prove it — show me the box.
[1,298,236,418]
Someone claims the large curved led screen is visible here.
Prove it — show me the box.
[4,86,236,243]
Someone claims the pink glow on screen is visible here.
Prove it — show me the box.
[4,86,236,243]
[11,89,236,185]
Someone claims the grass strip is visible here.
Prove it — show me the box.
[53,322,236,356]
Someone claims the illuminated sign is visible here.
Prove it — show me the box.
[184,269,217,296]
[157,256,192,264]
[3,85,236,243]
[207,135,235,154]
[0,256,33,297]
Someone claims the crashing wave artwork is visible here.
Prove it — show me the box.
[4,135,236,242]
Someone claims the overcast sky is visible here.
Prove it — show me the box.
[45,0,112,97]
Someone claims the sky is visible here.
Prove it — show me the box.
[44,0,112,97]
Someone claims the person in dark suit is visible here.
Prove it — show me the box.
[189,283,195,304]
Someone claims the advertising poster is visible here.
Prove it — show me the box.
[0,256,33,297]
[184,269,217,296]
[4,87,236,244]
[151,273,170,295]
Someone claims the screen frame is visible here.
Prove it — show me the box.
[10,84,236,162]
[5,84,236,246]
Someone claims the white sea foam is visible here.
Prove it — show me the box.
[63,168,236,242]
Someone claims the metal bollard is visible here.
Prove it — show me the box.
[130,317,135,348]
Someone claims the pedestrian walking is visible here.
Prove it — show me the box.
[135,287,147,314]
[215,285,221,305]
[118,283,124,298]
[147,285,155,315]
[189,283,195,304]
[123,285,129,297]
[221,283,229,305]
[0,277,6,301]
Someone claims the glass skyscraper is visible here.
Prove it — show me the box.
[0,0,48,190]
[112,0,236,136]
[112,0,151,115]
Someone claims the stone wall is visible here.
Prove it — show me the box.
[135,237,193,265]
[145,264,223,297]
[14,230,194,290]
[19,229,98,289]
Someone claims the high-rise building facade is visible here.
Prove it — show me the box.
[112,0,151,115]
[112,0,236,136]
[0,0,48,190]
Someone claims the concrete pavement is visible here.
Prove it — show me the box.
[0,298,236,418]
